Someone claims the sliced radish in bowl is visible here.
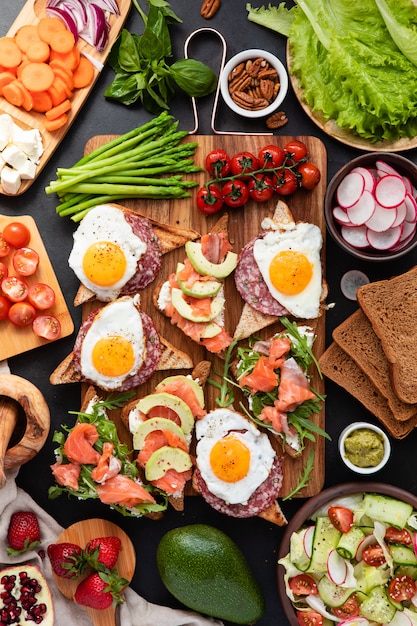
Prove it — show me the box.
[346,190,375,226]
[374,174,407,208]
[336,171,365,209]
[327,549,348,585]
[366,226,402,250]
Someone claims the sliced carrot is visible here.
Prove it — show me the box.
[49,46,80,72]
[73,56,95,89]
[26,40,50,63]
[15,25,41,53]
[2,80,23,107]
[13,79,33,112]
[51,65,74,91]
[49,30,75,55]
[0,71,15,95]
[52,74,72,99]
[45,98,71,120]
[44,112,68,132]
[37,17,66,45]
[30,89,53,113]
[0,38,22,70]
[20,62,54,92]
[16,60,31,80]
[47,82,67,107]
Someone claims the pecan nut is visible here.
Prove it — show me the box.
[266,111,288,129]
[227,56,282,113]
[200,0,220,19]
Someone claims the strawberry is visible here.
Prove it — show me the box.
[7,511,41,555]
[86,536,121,570]
[74,571,127,610]
[47,542,84,579]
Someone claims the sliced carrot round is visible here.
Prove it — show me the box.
[30,90,53,113]
[14,79,33,112]
[2,80,23,107]
[49,30,75,55]
[0,71,15,95]
[15,25,41,53]
[37,17,66,45]
[45,98,71,120]
[20,62,54,92]
[73,55,95,89]
[26,40,50,64]
[44,112,68,132]
[0,38,22,70]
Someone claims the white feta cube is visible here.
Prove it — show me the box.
[2,144,29,171]
[0,114,14,151]
[18,158,37,180]
[12,127,44,163]
[1,165,21,195]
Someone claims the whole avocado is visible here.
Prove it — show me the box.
[156,523,265,624]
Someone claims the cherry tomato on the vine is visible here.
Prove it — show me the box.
[284,140,308,164]
[297,611,323,626]
[289,574,318,597]
[222,179,249,208]
[297,162,321,190]
[33,315,61,340]
[258,144,285,169]
[0,295,11,321]
[388,575,417,602]
[275,169,298,196]
[205,149,231,179]
[248,173,274,203]
[2,222,30,248]
[332,595,360,619]
[196,185,224,215]
[12,247,40,276]
[8,301,36,327]
[230,151,259,179]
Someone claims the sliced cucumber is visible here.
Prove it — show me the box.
[395,565,417,580]
[289,527,312,572]
[390,544,417,566]
[336,526,365,560]
[306,517,341,574]
[363,494,413,528]
[360,585,396,624]
[317,574,355,608]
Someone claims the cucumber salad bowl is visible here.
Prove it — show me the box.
[278,483,417,626]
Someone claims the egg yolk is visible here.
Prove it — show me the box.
[209,435,251,482]
[91,335,135,377]
[83,241,127,287]
[269,250,313,295]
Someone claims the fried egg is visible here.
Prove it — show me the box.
[68,204,147,301]
[253,222,322,319]
[195,408,275,505]
[80,297,146,390]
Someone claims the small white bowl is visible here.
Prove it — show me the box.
[338,421,391,474]
[220,48,288,119]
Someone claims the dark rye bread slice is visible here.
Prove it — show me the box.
[333,309,417,422]
[356,265,417,405]
[318,342,417,439]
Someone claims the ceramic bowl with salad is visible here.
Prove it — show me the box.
[324,152,417,262]
[278,482,417,626]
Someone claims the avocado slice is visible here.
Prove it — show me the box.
[156,375,205,409]
[171,288,224,322]
[145,446,192,481]
[176,263,221,298]
[133,417,187,451]
[185,241,237,278]
[157,524,265,624]
[136,392,194,435]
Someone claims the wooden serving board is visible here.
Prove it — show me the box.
[0,0,131,196]
[0,214,74,360]
[52,518,136,626]
[80,133,327,498]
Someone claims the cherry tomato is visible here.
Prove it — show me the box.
[205,149,231,178]
[0,261,8,282]
[332,595,360,619]
[297,162,321,190]
[385,526,413,545]
[27,283,56,310]
[12,247,39,276]
[1,276,29,302]
[275,169,298,196]
[2,222,30,248]
[8,301,36,327]
[258,144,285,169]
[0,234,11,258]
[388,575,417,602]
[230,151,259,179]
[0,295,11,321]
[196,185,224,215]
[361,545,386,567]
[33,315,61,340]
[297,611,323,626]
[248,173,274,203]
[328,506,353,533]
[289,574,318,596]
[284,140,308,164]
[222,179,249,208]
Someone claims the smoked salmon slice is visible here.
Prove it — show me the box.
[137,430,188,467]
[91,442,122,483]
[239,355,278,393]
[63,422,100,465]
[275,357,316,412]
[153,467,193,494]
[201,232,232,262]
[96,474,156,508]
[50,461,81,491]
[155,376,206,418]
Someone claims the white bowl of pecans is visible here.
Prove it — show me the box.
[220,48,288,119]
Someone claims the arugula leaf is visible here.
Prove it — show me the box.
[282,450,315,500]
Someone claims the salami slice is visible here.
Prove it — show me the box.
[194,455,283,518]
[234,236,288,317]
[121,213,162,294]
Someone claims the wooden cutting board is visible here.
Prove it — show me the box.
[81,134,327,498]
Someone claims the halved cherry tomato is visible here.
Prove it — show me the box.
[27,283,56,310]
[297,611,323,626]
[385,526,413,545]
[0,234,11,258]
[297,162,321,190]
[258,144,285,169]
[0,261,8,282]
[12,247,39,276]
[196,185,224,215]
[230,151,259,179]
[289,574,318,596]
[222,179,249,208]
[0,295,11,321]
[8,301,36,327]
[333,594,360,619]
[361,544,386,567]
[328,506,353,533]
[275,169,298,196]
[2,222,30,248]
[284,140,308,164]
[33,315,61,340]
[388,575,417,602]
[248,173,274,203]
[1,276,29,302]
[205,149,231,178]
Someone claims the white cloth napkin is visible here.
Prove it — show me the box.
[0,468,224,626]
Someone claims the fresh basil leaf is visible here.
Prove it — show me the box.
[104,73,144,105]
[139,23,166,60]
[118,30,142,72]
[170,59,217,97]
[148,0,182,22]
[147,5,172,57]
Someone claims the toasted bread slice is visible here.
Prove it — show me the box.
[74,203,200,306]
